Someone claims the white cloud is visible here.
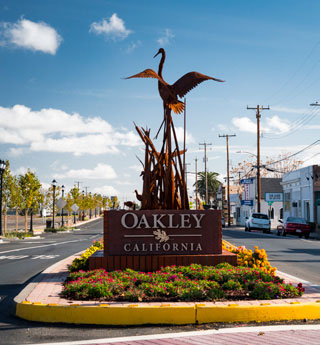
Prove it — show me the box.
[92,185,119,196]
[232,115,290,134]
[232,117,256,133]
[90,13,131,41]
[266,115,290,133]
[157,29,174,46]
[0,18,62,54]
[175,127,195,145]
[126,40,141,54]
[55,163,116,180]
[271,106,308,115]
[0,105,140,155]
[12,166,36,176]
[8,147,24,157]
[129,164,142,172]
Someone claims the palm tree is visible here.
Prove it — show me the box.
[194,171,221,206]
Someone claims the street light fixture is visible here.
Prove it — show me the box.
[61,185,65,227]
[236,150,257,158]
[0,160,7,236]
[52,179,57,229]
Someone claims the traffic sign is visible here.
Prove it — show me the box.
[71,204,79,213]
[56,198,67,210]
[267,201,274,206]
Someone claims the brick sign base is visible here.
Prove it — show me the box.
[89,250,237,271]
[89,209,237,271]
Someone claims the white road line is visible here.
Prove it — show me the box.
[276,269,320,287]
[28,324,320,345]
[0,239,86,254]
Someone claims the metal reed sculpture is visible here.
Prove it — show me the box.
[127,48,224,210]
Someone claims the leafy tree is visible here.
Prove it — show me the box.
[193,171,220,205]
[8,175,22,232]
[19,170,43,232]
[231,153,304,181]
[1,160,12,234]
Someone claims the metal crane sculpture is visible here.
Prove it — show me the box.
[126,48,224,210]
[126,48,224,114]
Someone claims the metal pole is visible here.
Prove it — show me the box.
[0,171,3,236]
[195,158,198,209]
[61,185,65,227]
[247,105,269,213]
[183,98,186,208]
[256,106,261,213]
[53,186,56,229]
[204,144,208,204]
[219,134,236,226]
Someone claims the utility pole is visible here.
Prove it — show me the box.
[74,181,82,190]
[195,157,198,209]
[199,142,212,205]
[219,134,236,226]
[247,105,269,213]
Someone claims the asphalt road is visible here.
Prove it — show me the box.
[1,221,320,345]
[223,226,320,286]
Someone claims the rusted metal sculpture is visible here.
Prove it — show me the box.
[126,48,224,114]
[127,48,224,210]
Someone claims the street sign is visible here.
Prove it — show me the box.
[241,200,253,206]
[240,178,254,184]
[56,198,67,210]
[267,201,274,206]
[265,193,283,202]
[71,204,79,213]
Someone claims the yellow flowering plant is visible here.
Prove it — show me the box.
[222,240,277,276]
[68,239,104,272]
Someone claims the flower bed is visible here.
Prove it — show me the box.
[61,263,302,302]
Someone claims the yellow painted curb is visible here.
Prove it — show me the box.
[16,303,196,325]
[16,301,320,325]
[196,302,320,324]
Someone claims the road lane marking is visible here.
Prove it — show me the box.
[0,239,87,254]
[0,254,60,260]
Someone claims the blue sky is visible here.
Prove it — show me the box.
[1,0,320,203]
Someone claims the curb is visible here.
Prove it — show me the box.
[15,299,320,325]
[14,257,320,326]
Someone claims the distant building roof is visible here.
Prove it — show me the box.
[261,178,282,199]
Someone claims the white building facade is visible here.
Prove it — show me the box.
[281,166,314,222]
[235,177,283,229]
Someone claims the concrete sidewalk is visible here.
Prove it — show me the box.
[14,251,320,326]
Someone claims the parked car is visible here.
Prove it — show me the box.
[245,213,271,233]
[277,217,311,239]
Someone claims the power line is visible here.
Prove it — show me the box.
[264,139,320,166]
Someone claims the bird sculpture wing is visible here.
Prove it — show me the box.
[172,72,224,98]
[125,69,166,84]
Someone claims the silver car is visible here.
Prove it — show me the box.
[245,213,271,233]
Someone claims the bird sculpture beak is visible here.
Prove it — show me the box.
[154,50,161,58]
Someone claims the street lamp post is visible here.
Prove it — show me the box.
[61,185,65,227]
[0,160,6,236]
[52,179,57,229]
